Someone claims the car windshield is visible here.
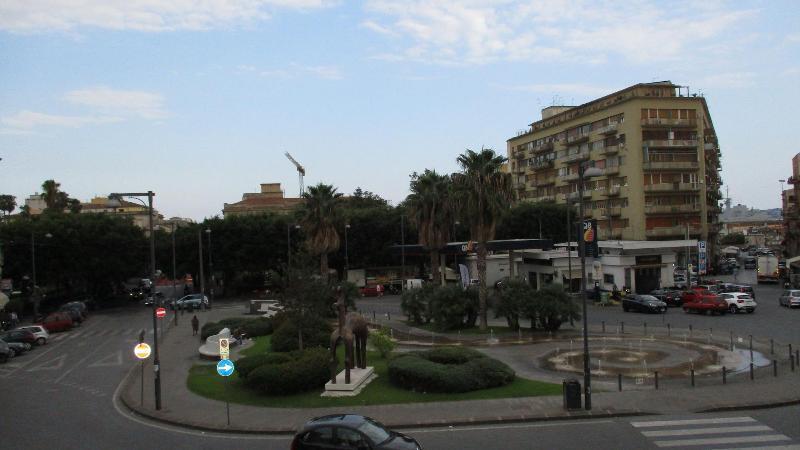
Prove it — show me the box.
[357,419,392,444]
[639,295,658,302]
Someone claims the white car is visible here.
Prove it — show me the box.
[719,293,757,314]
[15,325,50,345]
[779,289,800,308]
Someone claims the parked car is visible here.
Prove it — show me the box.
[0,329,37,346]
[3,339,30,357]
[359,285,384,297]
[622,295,667,314]
[173,294,209,310]
[15,325,49,345]
[292,414,422,450]
[0,339,11,362]
[779,289,800,308]
[60,307,84,325]
[673,275,688,289]
[682,294,728,315]
[59,301,88,319]
[743,257,757,269]
[719,292,757,314]
[143,291,165,306]
[719,283,756,300]
[38,312,74,332]
[649,289,683,307]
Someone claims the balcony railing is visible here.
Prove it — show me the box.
[644,204,701,214]
[645,225,701,238]
[643,182,701,193]
[600,145,621,155]
[604,166,620,176]
[532,159,554,169]
[595,123,618,135]
[640,118,697,128]
[561,150,591,163]
[606,186,621,196]
[559,173,579,182]
[533,142,554,153]
[643,161,699,170]
[536,195,556,202]
[536,177,556,186]
[567,134,590,145]
[601,207,622,217]
[643,139,698,148]
[598,228,628,240]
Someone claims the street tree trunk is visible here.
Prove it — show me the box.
[430,250,441,286]
[477,241,488,331]
[320,252,329,284]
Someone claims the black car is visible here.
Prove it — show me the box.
[0,329,37,346]
[622,295,667,314]
[292,414,422,450]
[649,289,683,306]
[59,301,88,320]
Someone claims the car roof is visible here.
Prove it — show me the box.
[307,414,371,427]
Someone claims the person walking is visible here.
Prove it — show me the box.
[9,311,18,328]
[191,315,199,336]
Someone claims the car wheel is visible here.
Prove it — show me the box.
[683,307,689,313]
[746,310,754,314]
[36,337,46,345]
[729,305,737,314]
[8,348,15,358]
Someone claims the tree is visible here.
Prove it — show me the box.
[720,232,745,246]
[300,183,342,282]
[493,277,534,331]
[406,170,452,285]
[452,148,513,330]
[0,195,16,216]
[525,286,580,332]
[40,179,69,212]
[496,201,573,242]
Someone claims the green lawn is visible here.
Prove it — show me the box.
[239,335,271,357]
[187,344,560,408]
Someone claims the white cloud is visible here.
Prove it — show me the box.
[0,0,339,33]
[1,110,123,131]
[697,72,756,89]
[362,0,757,65]
[63,87,168,119]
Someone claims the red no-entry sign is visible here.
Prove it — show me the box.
[155,307,166,318]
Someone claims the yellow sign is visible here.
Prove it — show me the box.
[219,338,230,360]
[134,343,151,359]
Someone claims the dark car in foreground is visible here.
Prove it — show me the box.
[622,295,667,314]
[292,414,422,450]
[0,329,37,346]
[649,289,683,306]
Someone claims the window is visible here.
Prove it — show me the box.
[303,427,334,445]
[338,427,369,447]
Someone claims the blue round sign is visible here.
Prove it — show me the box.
[216,359,235,377]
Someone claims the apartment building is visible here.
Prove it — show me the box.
[507,81,722,261]
[784,153,800,257]
[223,183,304,217]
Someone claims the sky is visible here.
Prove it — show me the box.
[1,0,798,221]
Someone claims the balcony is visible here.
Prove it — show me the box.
[559,172,579,182]
[595,123,618,135]
[640,118,697,128]
[536,177,556,187]
[604,166,620,176]
[600,207,622,217]
[600,145,621,155]
[643,139,698,148]
[562,150,591,163]
[533,141,554,153]
[536,195,556,202]
[567,133,590,145]
[532,159,554,169]
[643,161,699,170]
[606,186,621,196]
[645,225,701,238]
[643,182,701,193]
[644,204,701,214]
[599,228,628,240]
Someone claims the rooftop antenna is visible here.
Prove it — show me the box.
[284,152,305,197]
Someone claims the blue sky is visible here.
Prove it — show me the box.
[1,0,798,220]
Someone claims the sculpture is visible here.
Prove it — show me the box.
[329,288,368,384]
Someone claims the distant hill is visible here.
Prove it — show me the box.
[720,204,782,223]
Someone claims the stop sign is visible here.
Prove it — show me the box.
[155,307,166,318]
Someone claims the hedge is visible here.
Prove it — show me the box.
[242,348,330,394]
[200,317,274,341]
[236,353,292,380]
[270,316,332,352]
[388,347,515,393]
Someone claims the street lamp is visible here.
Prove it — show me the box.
[566,196,574,293]
[205,228,213,308]
[287,223,300,268]
[344,224,350,279]
[577,164,603,411]
[109,191,161,411]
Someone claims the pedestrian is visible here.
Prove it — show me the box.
[191,315,199,336]
[9,311,18,328]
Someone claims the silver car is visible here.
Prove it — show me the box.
[779,289,800,308]
[15,325,50,345]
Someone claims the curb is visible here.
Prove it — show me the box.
[697,398,800,413]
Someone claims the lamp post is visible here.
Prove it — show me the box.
[206,228,213,308]
[344,224,350,279]
[109,191,161,410]
[197,230,205,310]
[566,198,573,292]
[171,223,177,302]
[577,164,603,411]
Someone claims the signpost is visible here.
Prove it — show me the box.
[155,307,166,318]
[697,241,707,276]
[133,342,151,406]
[216,359,235,426]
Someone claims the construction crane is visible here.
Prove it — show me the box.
[285,152,305,197]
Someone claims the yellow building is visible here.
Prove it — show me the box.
[81,196,165,231]
[507,81,722,255]
[223,183,304,217]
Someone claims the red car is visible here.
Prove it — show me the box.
[360,285,384,297]
[682,292,728,315]
[38,312,74,332]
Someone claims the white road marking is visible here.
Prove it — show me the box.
[407,419,615,434]
[643,425,773,437]
[714,446,800,450]
[88,351,123,368]
[26,354,67,371]
[632,417,756,428]
[655,434,791,447]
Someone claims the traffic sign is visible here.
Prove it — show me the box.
[219,338,230,360]
[134,343,151,359]
[217,359,235,377]
[155,307,166,318]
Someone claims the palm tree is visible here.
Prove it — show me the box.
[40,179,69,212]
[300,183,342,282]
[452,148,513,330]
[406,170,452,285]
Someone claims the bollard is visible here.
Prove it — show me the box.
[790,344,794,360]
[690,369,695,387]
[689,324,692,338]
[618,373,622,392]
[644,322,647,336]
[387,312,391,321]
[621,321,624,334]
[372,311,376,320]
[722,366,727,384]
[750,363,754,380]
[730,332,734,351]
[791,354,796,372]
[654,371,659,390]
[749,335,754,362]
[667,323,671,337]
[602,321,605,333]
[773,360,778,377]
[770,338,774,355]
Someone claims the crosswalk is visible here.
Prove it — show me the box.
[631,416,798,449]
[49,327,155,342]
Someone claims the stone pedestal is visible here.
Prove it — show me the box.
[322,367,376,397]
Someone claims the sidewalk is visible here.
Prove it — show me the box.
[118,303,800,434]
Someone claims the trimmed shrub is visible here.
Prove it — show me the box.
[388,347,515,393]
[270,315,332,352]
[200,317,274,341]
[236,353,291,380]
[368,328,395,359]
[244,348,330,394]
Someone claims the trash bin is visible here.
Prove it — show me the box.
[600,292,610,305]
[563,379,582,410]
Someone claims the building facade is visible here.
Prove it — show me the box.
[223,183,304,217]
[784,153,800,257]
[506,81,722,263]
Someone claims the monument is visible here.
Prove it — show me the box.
[324,288,374,396]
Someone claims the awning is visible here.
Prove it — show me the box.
[787,256,800,267]
[632,264,668,269]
